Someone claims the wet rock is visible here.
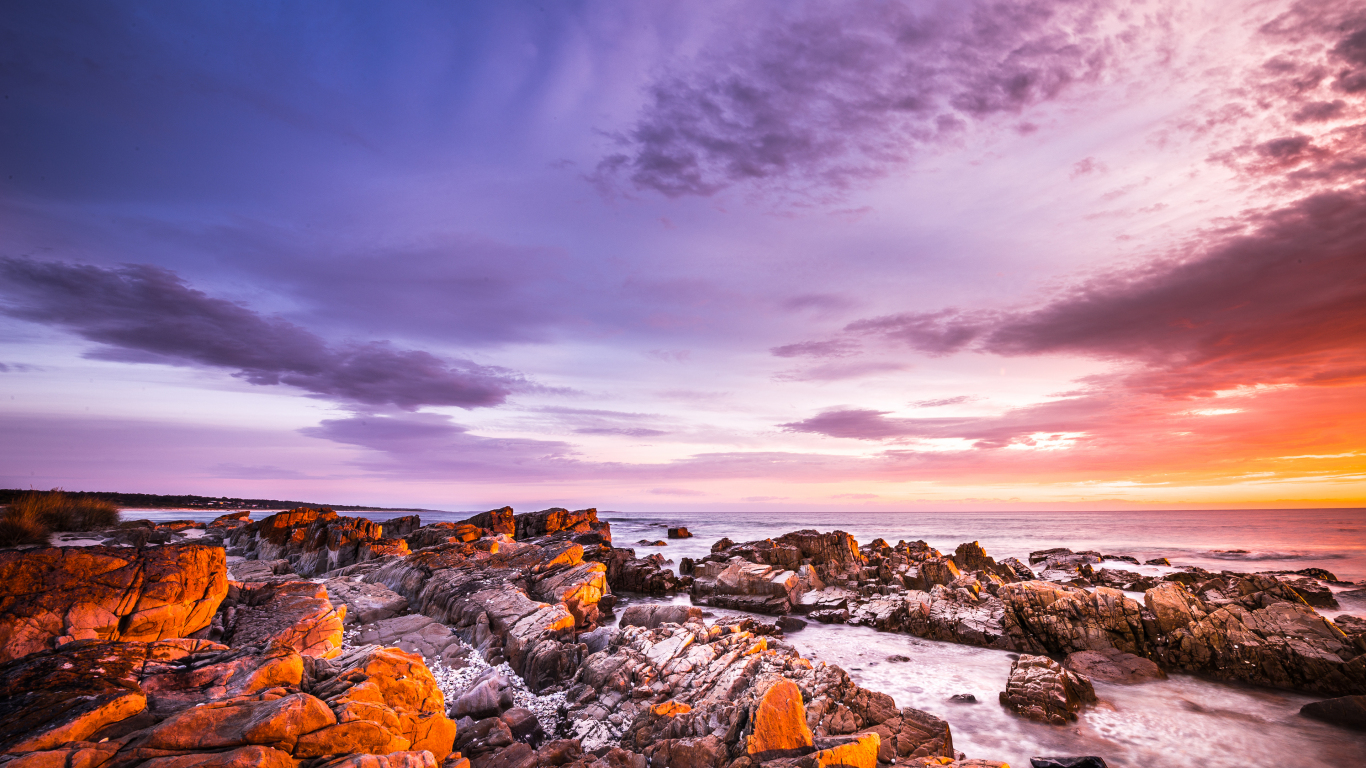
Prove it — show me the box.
[1145,558,1171,566]
[998,582,1150,657]
[601,549,690,595]
[999,654,1096,725]
[222,581,346,658]
[777,616,808,633]
[667,528,693,539]
[1030,759,1109,768]
[637,540,668,547]
[619,604,703,629]
[1274,575,1338,608]
[1064,648,1166,684]
[0,543,228,663]
[947,694,977,704]
[1101,555,1139,564]
[1299,695,1366,731]
[1333,615,1366,654]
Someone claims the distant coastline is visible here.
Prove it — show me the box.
[0,488,426,513]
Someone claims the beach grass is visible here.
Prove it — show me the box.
[0,489,121,546]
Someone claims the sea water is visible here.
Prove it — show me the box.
[124,506,1366,766]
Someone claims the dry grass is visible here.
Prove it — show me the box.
[0,490,121,547]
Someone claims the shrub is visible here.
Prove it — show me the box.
[0,490,122,547]
[0,504,50,547]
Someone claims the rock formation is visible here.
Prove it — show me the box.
[998,655,1097,725]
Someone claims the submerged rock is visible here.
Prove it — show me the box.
[1299,694,1366,731]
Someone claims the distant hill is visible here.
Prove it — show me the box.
[0,489,425,513]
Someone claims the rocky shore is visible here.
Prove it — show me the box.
[1,509,1363,768]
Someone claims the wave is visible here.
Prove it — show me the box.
[1204,549,1348,562]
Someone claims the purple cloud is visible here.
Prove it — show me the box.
[575,427,669,438]
[598,0,1150,196]
[770,339,858,358]
[0,257,525,409]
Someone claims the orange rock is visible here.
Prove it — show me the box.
[810,732,880,768]
[315,752,439,768]
[293,720,411,758]
[0,544,228,663]
[2,740,120,768]
[6,690,146,752]
[143,692,336,751]
[651,701,693,717]
[745,680,814,757]
[138,745,300,768]
[442,755,472,768]
[223,582,345,659]
[314,647,457,762]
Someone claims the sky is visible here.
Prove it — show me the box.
[1,0,1364,512]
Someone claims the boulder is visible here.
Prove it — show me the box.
[1063,648,1166,685]
[140,691,336,750]
[222,581,346,658]
[619,605,703,630]
[326,578,410,626]
[0,640,152,751]
[450,671,516,719]
[1300,695,1366,731]
[0,543,228,663]
[356,614,470,665]
[998,582,1150,657]
[999,654,1096,725]
[667,528,693,539]
[746,680,815,758]
[310,645,458,761]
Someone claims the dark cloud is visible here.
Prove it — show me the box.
[598,0,1152,196]
[844,186,1366,397]
[0,257,526,409]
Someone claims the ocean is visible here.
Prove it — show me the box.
[124,506,1366,767]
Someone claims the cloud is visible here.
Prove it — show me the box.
[597,0,1159,197]
[648,487,707,496]
[0,257,527,409]
[300,413,576,479]
[770,339,858,358]
[741,495,788,502]
[574,427,670,438]
[910,396,973,408]
[843,186,1366,397]
[773,360,908,382]
[831,493,878,499]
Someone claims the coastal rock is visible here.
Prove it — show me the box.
[355,614,470,665]
[0,543,228,663]
[1029,759,1109,768]
[513,508,606,541]
[619,604,704,629]
[601,549,691,595]
[1274,575,1338,608]
[450,670,516,719]
[139,691,336,751]
[364,534,605,691]
[999,654,1096,725]
[667,528,693,539]
[229,508,405,578]
[310,645,458,761]
[1063,648,1166,684]
[998,582,1150,657]
[1333,615,1366,655]
[222,581,346,658]
[0,641,150,751]
[1299,695,1366,731]
[326,578,411,626]
[747,679,814,758]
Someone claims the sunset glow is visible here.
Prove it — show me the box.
[2,0,1364,511]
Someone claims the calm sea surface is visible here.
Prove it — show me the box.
[126,506,1366,767]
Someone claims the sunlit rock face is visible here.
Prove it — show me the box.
[0,543,228,663]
